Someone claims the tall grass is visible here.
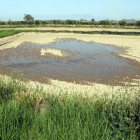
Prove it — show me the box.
[0,72,140,140]
[0,29,140,39]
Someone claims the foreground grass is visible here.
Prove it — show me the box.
[0,29,140,39]
[0,72,140,140]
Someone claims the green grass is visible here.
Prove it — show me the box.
[0,29,140,39]
[0,71,140,140]
[0,24,140,29]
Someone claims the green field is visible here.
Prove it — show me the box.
[0,29,140,39]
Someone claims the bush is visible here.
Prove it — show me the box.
[0,21,6,25]
[40,20,47,26]
[71,20,77,25]
[35,20,41,26]
[135,20,140,26]
[20,21,25,26]
[94,22,100,25]
[7,19,12,25]
[88,21,94,25]
[65,19,72,25]
[24,20,28,25]
[28,20,34,26]
[127,22,134,26]
[99,20,110,25]
[118,20,127,26]
[111,22,118,25]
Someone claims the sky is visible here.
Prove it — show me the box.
[0,0,139,21]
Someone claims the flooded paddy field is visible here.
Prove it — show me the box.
[0,37,140,88]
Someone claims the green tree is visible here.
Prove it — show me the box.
[127,22,134,26]
[11,21,16,26]
[65,19,72,25]
[99,20,110,25]
[91,19,95,22]
[118,20,127,26]
[20,21,25,26]
[41,20,47,26]
[0,21,6,25]
[135,20,140,26]
[24,20,28,25]
[28,20,34,26]
[7,19,12,25]
[35,20,41,26]
[23,14,34,20]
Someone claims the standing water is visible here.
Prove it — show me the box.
[0,38,139,87]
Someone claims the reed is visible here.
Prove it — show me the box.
[0,72,140,139]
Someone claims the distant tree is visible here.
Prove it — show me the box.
[7,19,12,25]
[41,20,47,26]
[118,20,127,26]
[135,20,140,26]
[99,20,110,25]
[80,19,84,22]
[0,21,6,25]
[91,19,95,22]
[65,19,72,24]
[35,20,41,26]
[28,20,34,26]
[11,21,15,26]
[127,22,134,26]
[20,20,25,26]
[23,14,34,20]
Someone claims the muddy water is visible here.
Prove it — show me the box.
[0,38,140,87]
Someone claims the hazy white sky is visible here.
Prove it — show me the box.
[0,0,139,21]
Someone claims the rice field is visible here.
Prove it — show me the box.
[0,29,140,140]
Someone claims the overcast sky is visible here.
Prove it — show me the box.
[0,0,139,21]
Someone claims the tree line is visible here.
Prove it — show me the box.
[0,14,140,26]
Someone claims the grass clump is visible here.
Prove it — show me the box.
[0,72,140,139]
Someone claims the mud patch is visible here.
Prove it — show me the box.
[0,38,140,87]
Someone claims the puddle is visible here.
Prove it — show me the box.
[0,38,140,87]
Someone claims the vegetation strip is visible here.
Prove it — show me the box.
[0,29,140,38]
[0,25,140,29]
[0,73,140,139]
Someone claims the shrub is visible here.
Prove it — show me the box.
[41,20,47,26]
[28,20,34,26]
[99,20,110,25]
[7,19,12,25]
[20,21,25,26]
[35,20,41,26]
[71,20,76,25]
[88,21,94,25]
[135,20,140,26]
[24,20,28,25]
[118,20,127,26]
[127,22,134,26]
[0,21,6,25]
[111,22,118,25]
[65,19,72,25]
[94,22,100,25]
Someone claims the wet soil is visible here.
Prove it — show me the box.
[0,38,140,87]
